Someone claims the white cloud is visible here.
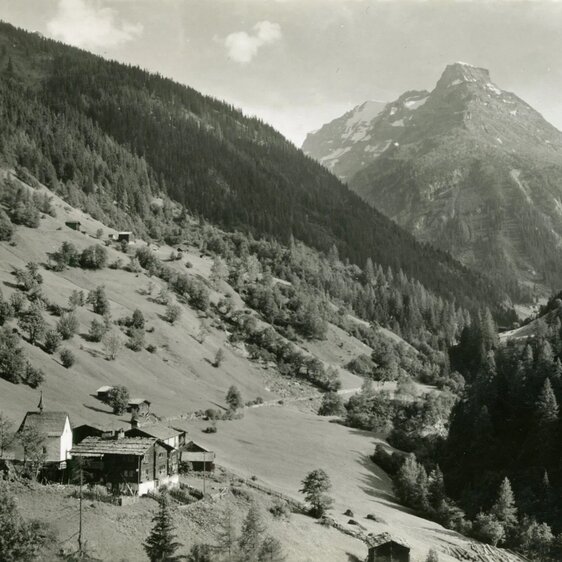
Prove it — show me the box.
[225,21,282,64]
[47,0,143,50]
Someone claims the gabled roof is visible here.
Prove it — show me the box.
[182,440,211,453]
[129,423,182,441]
[128,398,151,405]
[365,532,410,549]
[18,411,70,437]
[96,386,114,393]
[71,436,156,457]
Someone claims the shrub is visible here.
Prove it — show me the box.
[165,303,181,324]
[102,330,123,360]
[79,245,107,269]
[10,200,40,227]
[50,242,79,270]
[14,262,42,291]
[346,354,375,376]
[214,348,225,368]
[88,318,107,342]
[32,192,55,216]
[269,499,291,520]
[24,364,45,388]
[130,309,145,329]
[205,408,220,420]
[127,327,145,352]
[56,312,79,340]
[9,293,25,316]
[68,289,85,309]
[44,330,62,354]
[318,392,346,416]
[60,349,75,368]
[109,259,123,270]
[0,209,14,241]
[107,385,129,414]
[226,385,243,410]
[87,286,110,315]
[127,257,142,273]
[146,344,157,353]
[0,327,27,383]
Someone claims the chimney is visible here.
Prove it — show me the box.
[130,415,139,429]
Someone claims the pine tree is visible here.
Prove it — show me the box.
[216,506,238,562]
[143,492,182,562]
[428,466,446,509]
[239,503,266,561]
[491,478,518,529]
[535,378,559,425]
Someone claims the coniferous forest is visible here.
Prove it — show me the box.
[0,21,516,323]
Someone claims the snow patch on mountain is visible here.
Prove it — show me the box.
[404,96,428,110]
[320,146,351,168]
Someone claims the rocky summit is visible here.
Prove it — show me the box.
[303,62,562,294]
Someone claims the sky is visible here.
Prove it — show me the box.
[2,0,562,145]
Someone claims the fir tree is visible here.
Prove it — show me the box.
[491,478,518,529]
[535,378,559,425]
[216,506,238,562]
[143,492,182,562]
[238,503,266,561]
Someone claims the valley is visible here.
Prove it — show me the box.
[0,16,561,562]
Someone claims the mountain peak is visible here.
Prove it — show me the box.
[436,62,492,90]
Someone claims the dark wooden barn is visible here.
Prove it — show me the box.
[126,398,151,415]
[65,220,81,231]
[366,533,410,562]
[179,441,215,472]
[70,431,178,496]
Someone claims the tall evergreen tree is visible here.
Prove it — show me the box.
[143,493,182,562]
[535,378,559,425]
[491,478,518,529]
[238,503,266,561]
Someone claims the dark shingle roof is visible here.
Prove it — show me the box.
[130,423,182,441]
[365,532,410,549]
[71,436,156,456]
[18,411,70,437]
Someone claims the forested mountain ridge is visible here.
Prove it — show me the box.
[304,62,562,296]
[0,21,516,320]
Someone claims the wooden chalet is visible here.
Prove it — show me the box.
[70,431,178,496]
[95,386,114,401]
[179,440,215,472]
[365,533,410,562]
[126,398,151,415]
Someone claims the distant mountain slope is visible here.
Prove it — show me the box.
[304,62,562,295]
[302,100,387,181]
[0,22,513,315]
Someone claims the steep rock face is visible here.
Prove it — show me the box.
[304,63,562,292]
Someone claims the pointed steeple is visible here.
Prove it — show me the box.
[37,391,44,414]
